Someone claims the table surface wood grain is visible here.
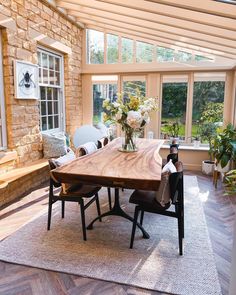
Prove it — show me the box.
[51,138,164,190]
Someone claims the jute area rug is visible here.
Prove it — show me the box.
[0,176,221,295]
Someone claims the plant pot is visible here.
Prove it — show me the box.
[216,161,230,173]
[202,160,215,175]
[193,140,201,148]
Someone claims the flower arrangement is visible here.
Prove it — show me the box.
[102,91,157,151]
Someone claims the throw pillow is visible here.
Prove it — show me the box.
[54,148,76,167]
[162,159,177,173]
[155,172,170,207]
[43,133,67,159]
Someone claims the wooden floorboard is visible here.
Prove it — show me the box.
[0,172,235,295]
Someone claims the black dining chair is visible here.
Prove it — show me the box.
[47,160,102,241]
[129,162,184,255]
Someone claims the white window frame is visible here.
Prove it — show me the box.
[37,46,65,134]
[0,30,7,150]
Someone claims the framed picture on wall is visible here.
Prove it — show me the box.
[14,60,39,99]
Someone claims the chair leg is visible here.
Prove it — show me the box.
[79,199,87,241]
[130,206,140,249]
[47,200,52,231]
[178,216,183,255]
[95,193,102,222]
[61,200,65,218]
[107,187,112,210]
[140,210,144,226]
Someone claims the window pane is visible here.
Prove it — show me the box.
[107,34,119,64]
[42,69,48,84]
[176,51,192,62]
[55,72,60,86]
[87,29,104,64]
[40,87,46,100]
[49,70,55,85]
[192,73,225,141]
[136,41,153,63]
[53,88,58,101]
[47,101,53,115]
[157,47,175,62]
[48,116,53,129]
[41,101,46,116]
[93,83,118,124]
[122,38,133,63]
[54,102,58,114]
[195,55,212,62]
[42,116,47,131]
[49,55,54,70]
[47,88,52,100]
[161,76,188,141]
[55,57,60,71]
[54,115,59,128]
[42,53,48,68]
[123,80,146,97]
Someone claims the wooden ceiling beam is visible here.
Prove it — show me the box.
[56,0,236,48]
[149,0,236,19]
[97,0,236,32]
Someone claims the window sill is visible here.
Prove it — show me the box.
[0,151,18,165]
[161,144,209,152]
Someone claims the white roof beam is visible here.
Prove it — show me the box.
[76,12,236,58]
[150,0,236,19]
[97,0,236,32]
[56,0,236,48]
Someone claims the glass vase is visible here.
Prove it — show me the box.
[119,129,138,152]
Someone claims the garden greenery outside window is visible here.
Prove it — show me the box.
[38,48,63,132]
[121,38,133,63]
[161,75,188,141]
[192,73,225,142]
[86,29,213,66]
[92,75,118,124]
[122,76,146,98]
[107,34,119,64]
[87,29,104,64]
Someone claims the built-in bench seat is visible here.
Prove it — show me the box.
[0,159,49,208]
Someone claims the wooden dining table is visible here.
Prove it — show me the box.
[51,137,164,238]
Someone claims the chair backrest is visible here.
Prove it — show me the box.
[48,159,61,188]
[169,161,183,205]
[167,153,179,164]
[97,137,109,149]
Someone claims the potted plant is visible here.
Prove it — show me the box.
[200,122,217,175]
[167,119,180,143]
[211,123,236,173]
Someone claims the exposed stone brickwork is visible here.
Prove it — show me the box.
[0,0,82,166]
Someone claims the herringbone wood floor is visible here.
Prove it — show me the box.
[0,171,235,295]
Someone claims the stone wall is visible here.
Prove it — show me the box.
[0,0,82,166]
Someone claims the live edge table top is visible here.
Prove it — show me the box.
[51,138,164,191]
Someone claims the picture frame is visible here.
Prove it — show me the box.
[14,60,39,99]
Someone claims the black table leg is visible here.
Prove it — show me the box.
[87,188,149,239]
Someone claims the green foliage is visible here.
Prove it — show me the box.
[199,123,217,160]
[200,102,224,123]
[224,170,236,195]
[167,120,180,137]
[211,123,236,168]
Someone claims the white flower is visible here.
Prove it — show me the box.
[115,111,122,120]
[127,111,142,129]
[113,102,120,108]
[143,112,150,124]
